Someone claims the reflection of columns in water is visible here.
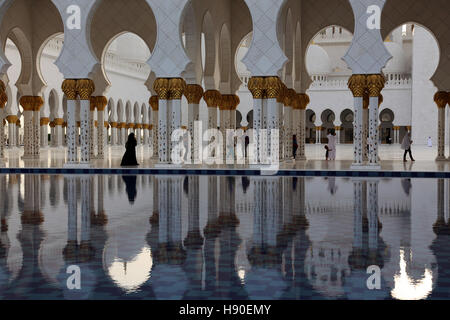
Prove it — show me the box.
[368,180,379,250]
[203,176,219,293]
[264,178,282,248]
[217,176,244,298]
[430,178,450,298]
[184,176,203,248]
[79,176,94,261]
[183,176,204,299]
[64,176,78,261]
[150,176,159,224]
[218,177,239,226]
[353,180,363,250]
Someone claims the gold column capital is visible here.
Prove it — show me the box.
[96,96,108,111]
[248,77,265,99]
[62,79,77,100]
[76,79,95,100]
[276,82,287,104]
[54,118,65,126]
[284,89,296,107]
[203,90,222,108]
[265,76,281,99]
[149,95,159,111]
[90,97,97,111]
[153,78,170,100]
[19,96,44,111]
[184,84,204,104]
[169,78,186,100]
[434,91,449,109]
[366,74,385,97]
[6,115,18,124]
[221,94,240,111]
[40,117,50,126]
[298,93,310,110]
[110,122,118,128]
[348,74,367,97]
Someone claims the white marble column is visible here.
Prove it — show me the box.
[6,117,16,148]
[203,90,220,161]
[435,92,448,161]
[349,75,365,167]
[266,96,279,163]
[79,81,94,164]
[283,91,294,161]
[0,85,6,158]
[21,96,43,160]
[219,105,227,161]
[367,75,384,167]
[149,96,159,160]
[0,112,4,159]
[336,126,341,145]
[89,102,96,160]
[298,94,309,161]
[62,80,78,164]
[154,79,171,163]
[168,79,185,164]
[23,110,33,158]
[54,119,64,147]
[248,77,265,164]
[96,97,107,159]
[362,95,369,161]
[277,95,284,161]
[40,118,49,148]
[185,85,203,164]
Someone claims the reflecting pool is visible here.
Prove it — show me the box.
[0,174,448,300]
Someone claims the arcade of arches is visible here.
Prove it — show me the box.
[0,0,449,168]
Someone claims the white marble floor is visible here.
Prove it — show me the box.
[2,144,450,172]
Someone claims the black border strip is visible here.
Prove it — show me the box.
[0,168,449,178]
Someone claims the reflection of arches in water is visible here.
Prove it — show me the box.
[340,109,354,144]
[306,110,316,144]
[379,108,395,144]
[122,176,137,204]
[321,109,335,143]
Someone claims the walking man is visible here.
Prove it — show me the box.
[401,131,415,162]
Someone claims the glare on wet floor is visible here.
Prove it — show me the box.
[0,174,448,300]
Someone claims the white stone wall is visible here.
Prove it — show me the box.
[411,27,440,146]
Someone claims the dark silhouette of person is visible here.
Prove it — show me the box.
[120,133,139,166]
[122,176,137,204]
[242,177,250,194]
[293,135,298,159]
[245,135,250,159]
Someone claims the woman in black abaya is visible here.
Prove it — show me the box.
[120,133,139,166]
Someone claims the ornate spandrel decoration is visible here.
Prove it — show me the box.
[343,0,392,74]
[145,0,190,78]
[52,0,101,79]
[242,0,287,77]
[0,0,14,74]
